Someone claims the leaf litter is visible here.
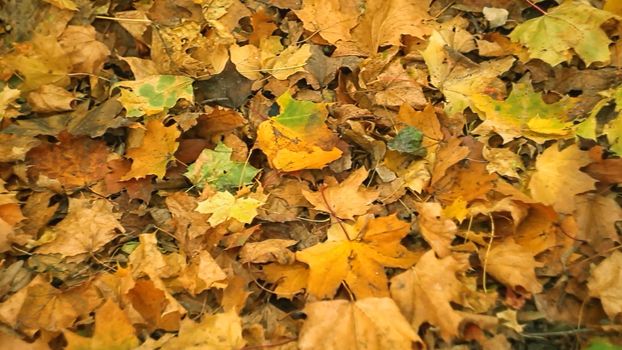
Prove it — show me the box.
[0,0,621,349]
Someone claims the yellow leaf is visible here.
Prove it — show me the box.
[294,0,360,45]
[391,250,497,341]
[262,262,309,299]
[481,239,543,294]
[299,298,421,350]
[415,202,457,258]
[443,197,468,223]
[161,310,246,350]
[64,299,138,350]
[588,250,622,320]
[528,144,596,214]
[256,92,342,171]
[296,214,418,299]
[302,167,379,220]
[42,0,78,11]
[196,190,266,226]
[122,119,180,180]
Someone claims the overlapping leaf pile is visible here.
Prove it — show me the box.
[0,0,621,349]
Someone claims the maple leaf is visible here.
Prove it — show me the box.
[16,277,101,332]
[391,250,496,341]
[160,310,246,350]
[574,193,622,247]
[196,190,267,226]
[26,84,77,112]
[338,0,431,56]
[26,133,110,191]
[35,197,124,258]
[415,202,457,258]
[481,239,543,294]
[388,126,426,157]
[185,142,259,191]
[302,167,379,220]
[64,299,139,350]
[296,214,418,299]
[0,85,22,121]
[483,146,524,179]
[472,80,577,143]
[230,37,312,80]
[294,0,360,45]
[422,30,515,116]
[122,119,180,180]
[239,239,297,264]
[528,144,596,214]
[42,0,78,11]
[588,251,622,320]
[176,251,228,295]
[298,298,421,350]
[262,262,309,299]
[256,92,342,171]
[604,114,622,156]
[59,25,110,75]
[114,75,194,118]
[509,1,617,66]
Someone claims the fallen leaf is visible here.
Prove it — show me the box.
[574,193,622,246]
[388,126,426,157]
[239,239,297,264]
[528,144,596,214]
[588,251,622,320]
[0,85,22,120]
[296,214,418,299]
[160,310,246,350]
[422,30,514,115]
[176,251,228,294]
[64,299,139,350]
[196,190,267,226]
[114,75,194,118]
[184,142,259,191]
[510,1,616,66]
[26,133,110,191]
[340,0,431,56]
[299,298,421,350]
[391,250,496,341]
[262,262,309,299]
[122,119,181,180]
[59,25,110,75]
[482,146,524,179]
[481,239,543,294]
[472,80,576,143]
[256,92,342,171]
[36,197,124,257]
[0,134,40,162]
[42,0,77,11]
[416,202,457,257]
[294,0,360,45]
[26,84,77,112]
[302,167,379,220]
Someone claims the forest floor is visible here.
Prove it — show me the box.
[0,0,621,349]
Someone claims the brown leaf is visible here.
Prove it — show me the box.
[26,133,110,191]
[294,0,360,45]
[574,193,622,246]
[59,25,110,74]
[239,239,297,264]
[36,197,124,258]
[26,84,77,112]
[587,251,622,320]
[415,202,457,258]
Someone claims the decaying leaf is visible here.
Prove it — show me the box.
[160,310,245,350]
[588,251,622,320]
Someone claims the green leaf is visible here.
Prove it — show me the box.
[472,80,576,143]
[185,142,259,191]
[509,1,616,66]
[585,338,622,350]
[273,91,327,131]
[388,126,426,157]
[114,75,194,117]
